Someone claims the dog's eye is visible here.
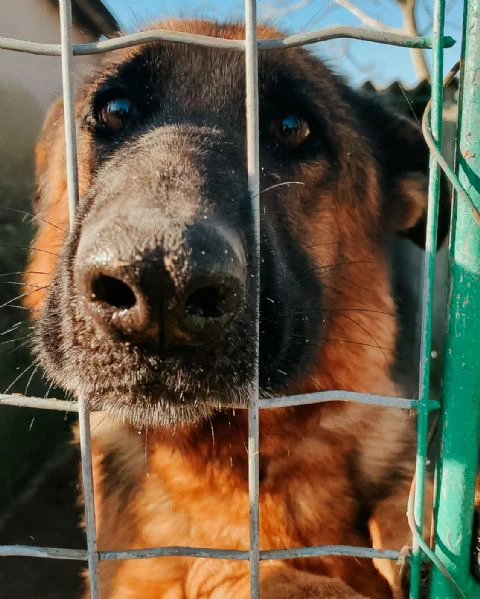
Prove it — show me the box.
[271,114,311,148]
[98,97,132,132]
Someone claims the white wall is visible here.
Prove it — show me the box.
[0,0,96,108]
[0,0,100,510]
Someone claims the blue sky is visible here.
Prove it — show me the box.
[104,0,462,87]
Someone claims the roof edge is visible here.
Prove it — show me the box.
[48,0,119,38]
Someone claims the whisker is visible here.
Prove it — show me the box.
[398,82,420,125]
[326,308,395,317]
[318,336,394,351]
[6,338,32,354]
[0,321,25,336]
[299,241,340,250]
[91,413,110,433]
[0,270,50,278]
[312,260,376,273]
[335,313,390,363]
[4,360,38,394]
[0,286,49,310]
[0,335,31,346]
[2,281,49,289]
[44,380,55,399]
[259,181,305,195]
[24,364,40,396]
[0,206,66,232]
[0,245,59,257]
[314,274,376,295]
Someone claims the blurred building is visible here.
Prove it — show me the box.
[0,0,118,513]
[0,0,118,107]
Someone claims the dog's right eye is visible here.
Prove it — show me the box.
[97,97,132,132]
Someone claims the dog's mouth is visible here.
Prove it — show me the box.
[98,375,250,404]
[82,367,253,427]
[38,298,258,426]
[61,310,318,428]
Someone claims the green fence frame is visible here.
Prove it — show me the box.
[428,1,480,597]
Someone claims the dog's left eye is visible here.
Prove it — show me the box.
[271,114,311,148]
[98,97,132,132]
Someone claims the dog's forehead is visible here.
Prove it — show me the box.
[129,42,248,92]
[94,38,331,119]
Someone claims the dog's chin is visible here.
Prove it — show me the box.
[81,383,252,429]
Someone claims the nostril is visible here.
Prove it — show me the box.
[91,275,136,310]
[185,287,224,318]
[185,282,242,319]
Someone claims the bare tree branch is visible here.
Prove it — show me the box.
[399,0,430,80]
[332,0,430,82]
[339,39,382,80]
[259,0,314,21]
[267,0,433,82]
[332,0,400,33]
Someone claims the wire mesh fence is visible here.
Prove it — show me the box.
[0,0,479,598]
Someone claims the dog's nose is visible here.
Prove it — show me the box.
[75,224,245,348]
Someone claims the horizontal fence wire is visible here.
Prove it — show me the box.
[0,27,456,56]
[0,391,440,412]
[0,394,79,411]
[0,543,400,562]
[0,2,475,599]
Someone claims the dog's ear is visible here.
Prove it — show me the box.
[34,98,67,212]
[349,90,450,249]
[24,98,70,314]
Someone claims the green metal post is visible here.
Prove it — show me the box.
[410,1,445,597]
[429,1,480,597]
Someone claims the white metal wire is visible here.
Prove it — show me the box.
[0,27,454,56]
[77,399,101,598]
[0,390,441,412]
[59,0,100,596]
[59,0,79,216]
[0,542,400,562]
[245,0,261,594]
[0,2,450,599]
[0,394,79,411]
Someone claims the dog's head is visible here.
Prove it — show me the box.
[25,20,446,427]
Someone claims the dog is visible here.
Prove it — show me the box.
[24,19,461,599]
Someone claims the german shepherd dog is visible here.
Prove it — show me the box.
[24,19,473,599]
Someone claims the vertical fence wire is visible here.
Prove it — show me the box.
[245,0,261,596]
[78,400,101,598]
[59,1,101,597]
[59,0,79,214]
[410,0,445,596]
